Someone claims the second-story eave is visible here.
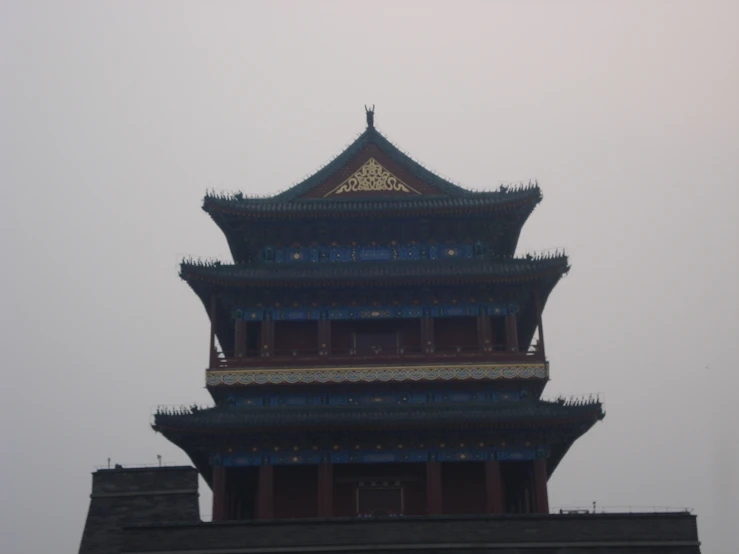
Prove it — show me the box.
[180,256,568,358]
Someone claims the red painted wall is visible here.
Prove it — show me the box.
[274,321,318,355]
[441,462,486,515]
[273,465,318,519]
[331,321,353,355]
[435,317,478,352]
[399,319,422,352]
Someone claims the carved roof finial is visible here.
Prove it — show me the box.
[365,105,375,128]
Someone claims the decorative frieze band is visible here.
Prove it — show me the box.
[216,447,547,467]
[206,364,548,387]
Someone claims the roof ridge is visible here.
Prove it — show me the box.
[206,124,506,203]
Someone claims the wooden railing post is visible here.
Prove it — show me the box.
[421,311,435,355]
[260,315,274,357]
[234,319,246,358]
[477,308,492,352]
[318,314,331,356]
[534,290,546,360]
[209,293,218,367]
[505,312,518,352]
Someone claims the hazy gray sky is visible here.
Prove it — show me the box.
[1,1,737,552]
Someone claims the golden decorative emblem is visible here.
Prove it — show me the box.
[325,158,420,196]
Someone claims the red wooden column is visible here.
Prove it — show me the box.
[484,460,504,514]
[532,459,549,513]
[317,463,333,517]
[534,291,546,359]
[211,465,228,521]
[505,312,519,352]
[234,319,247,358]
[260,316,274,357]
[209,293,218,367]
[256,465,274,519]
[426,461,443,515]
[477,310,492,352]
[318,317,331,356]
[421,311,435,354]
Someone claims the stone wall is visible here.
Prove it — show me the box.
[78,466,199,554]
[122,512,700,554]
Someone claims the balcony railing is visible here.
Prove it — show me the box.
[209,343,544,370]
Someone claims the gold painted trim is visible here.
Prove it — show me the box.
[206,363,548,387]
[211,362,544,373]
[324,158,421,197]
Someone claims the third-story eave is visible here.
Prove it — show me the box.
[180,255,568,288]
[203,189,542,264]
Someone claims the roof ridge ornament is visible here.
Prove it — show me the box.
[365,105,375,127]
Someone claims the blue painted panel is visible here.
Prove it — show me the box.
[235,395,265,407]
[330,452,350,463]
[269,394,321,406]
[236,302,516,321]
[361,452,398,463]
[357,308,394,319]
[408,392,428,403]
[266,243,482,264]
[218,447,546,467]
[223,454,261,467]
[242,310,264,321]
[355,393,400,404]
[492,391,521,402]
[398,245,420,261]
[357,246,393,261]
[226,387,526,408]
[403,450,429,462]
[497,449,537,461]
[270,453,322,465]
[437,450,489,462]
[329,247,348,262]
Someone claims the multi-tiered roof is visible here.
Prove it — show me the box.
[157,109,603,494]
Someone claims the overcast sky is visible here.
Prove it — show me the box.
[1,1,737,552]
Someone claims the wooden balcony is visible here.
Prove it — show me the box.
[209,343,544,370]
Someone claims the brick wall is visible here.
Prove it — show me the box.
[78,466,199,554]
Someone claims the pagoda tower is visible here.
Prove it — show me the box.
[154,109,605,520]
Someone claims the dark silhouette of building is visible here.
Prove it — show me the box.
[79,110,700,553]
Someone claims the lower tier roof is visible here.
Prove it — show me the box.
[154,399,603,483]
[154,398,603,434]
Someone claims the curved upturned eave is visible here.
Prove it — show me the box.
[181,255,568,285]
[153,400,603,433]
[205,192,541,263]
[202,187,542,219]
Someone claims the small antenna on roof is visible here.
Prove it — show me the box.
[365,105,375,127]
